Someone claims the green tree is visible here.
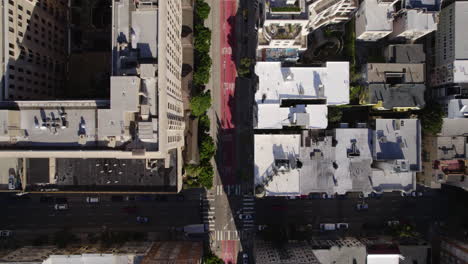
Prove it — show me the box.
[419,102,444,135]
[199,134,216,162]
[194,24,211,53]
[327,106,343,123]
[198,164,214,189]
[238,57,253,77]
[185,164,203,178]
[190,91,212,117]
[203,252,224,264]
[195,0,211,21]
[199,114,211,133]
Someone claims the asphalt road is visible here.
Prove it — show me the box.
[255,190,449,236]
[0,189,203,233]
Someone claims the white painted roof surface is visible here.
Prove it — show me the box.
[254,61,349,129]
[361,0,394,31]
[371,167,414,192]
[453,60,468,83]
[447,99,468,118]
[367,254,401,264]
[131,10,158,58]
[333,128,373,194]
[254,134,301,196]
[256,104,328,129]
[405,10,437,32]
[43,254,138,264]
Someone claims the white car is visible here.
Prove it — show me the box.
[86,197,99,203]
[0,230,12,237]
[239,214,253,220]
[258,225,267,231]
[387,220,400,226]
[320,223,336,231]
[54,204,68,210]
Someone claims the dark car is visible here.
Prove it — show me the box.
[111,195,124,202]
[136,216,149,223]
[176,194,185,201]
[308,193,322,199]
[40,196,54,203]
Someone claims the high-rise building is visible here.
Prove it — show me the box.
[0,0,185,193]
[432,1,468,99]
[0,0,69,100]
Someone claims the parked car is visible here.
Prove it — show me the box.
[411,191,423,197]
[369,192,383,199]
[356,203,369,210]
[0,230,12,237]
[239,214,253,220]
[136,216,149,223]
[286,196,298,200]
[111,195,124,202]
[337,223,349,230]
[54,204,68,210]
[8,175,16,190]
[257,225,267,231]
[176,194,185,201]
[86,197,99,203]
[337,194,347,200]
[320,223,336,231]
[326,194,335,199]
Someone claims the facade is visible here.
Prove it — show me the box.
[432,1,468,100]
[361,62,426,111]
[355,0,396,41]
[254,61,349,130]
[0,241,203,264]
[256,0,357,61]
[307,0,358,31]
[0,0,69,100]
[440,238,468,264]
[0,0,185,193]
[419,118,468,190]
[254,119,420,197]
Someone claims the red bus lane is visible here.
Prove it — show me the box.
[220,0,237,185]
[220,0,238,263]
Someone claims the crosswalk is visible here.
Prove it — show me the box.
[242,195,255,230]
[212,230,244,241]
[215,184,242,196]
[200,192,216,231]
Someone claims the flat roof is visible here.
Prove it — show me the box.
[447,99,468,118]
[404,10,437,32]
[385,44,426,63]
[131,10,158,59]
[374,119,421,171]
[254,134,301,196]
[453,60,468,83]
[365,63,425,83]
[254,62,349,129]
[440,118,468,136]
[361,0,394,31]
[367,83,426,109]
[454,2,468,60]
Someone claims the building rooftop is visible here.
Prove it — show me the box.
[367,83,426,109]
[373,119,421,171]
[360,0,394,31]
[435,136,466,160]
[365,63,425,83]
[264,0,309,20]
[385,44,426,63]
[254,134,301,196]
[254,62,349,129]
[403,0,440,11]
[453,2,468,60]
[440,118,468,137]
[447,99,468,119]
[453,61,468,83]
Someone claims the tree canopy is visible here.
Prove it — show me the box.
[190,91,212,117]
[419,102,444,135]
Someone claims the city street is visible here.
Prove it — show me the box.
[255,190,449,236]
[0,189,204,238]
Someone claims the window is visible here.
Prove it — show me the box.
[9,43,14,49]
[27,10,31,15]
[9,17,13,22]
[8,9,13,15]
[8,27,14,33]
[18,5,23,11]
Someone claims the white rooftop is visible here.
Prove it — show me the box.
[447,99,468,118]
[453,60,468,83]
[254,134,301,196]
[361,0,394,31]
[43,254,139,264]
[367,254,401,264]
[254,61,349,129]
[404,10,437,32]
[333,128,374,194]
[374,119,421,171]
